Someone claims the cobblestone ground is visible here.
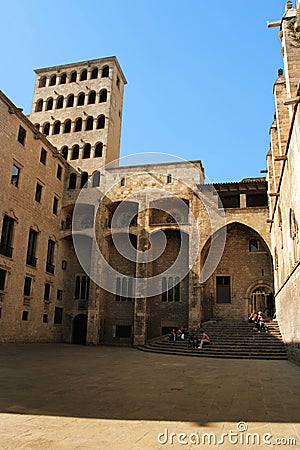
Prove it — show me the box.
[0,344,299,449]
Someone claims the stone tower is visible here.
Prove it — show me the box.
[29,56,127,173]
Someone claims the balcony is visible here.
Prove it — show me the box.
[0,243,13,258]
[26,253,37,267]
[46,262,55,274]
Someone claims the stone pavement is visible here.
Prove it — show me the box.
[0,344,299,449]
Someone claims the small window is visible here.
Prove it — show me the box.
[167,174,172,183]
[69,173,77,189]
[54,307,63,324]
[43,314,48,323]
[53,197,59,215]
[102,66,109,78]
[61,146,68,160]
[88,91,96,104]
[46,98,53,110]
[57,165,62,180]
[0,269,7,291]
[116,76,120,88]
[80,172,89,188]
[63,119,71,133]
[39,76,46,88]
[71,145,79,159]
[59,73,67,84]
[46,239,55,274]
[49,75,56,86]
[77,93,85,106]
[249,239,259,252]
[36,99,43,112]
[94,142,103,157]
[67,94,74,107]
[83,144,91,159]
[11,164,20,187]
[97,115,105,129]
[57,289,63,300]
[22,311,29,321]
[53,121,61,135]
[43,123,50,136]
[92,171,100,188]
[70,71,77,82]
[216,276,231,304]
[99,89,107,103]
[85,116,93,131]
[17,126,26,145]
[23,276,32,296]
[56,96,64,109]
[35,183,43,203]
[0,215,15,258]
[74,118,82,132]
[91,67,98,79]
[120,177,126,187]
[44,283,50,300]
[80,69,87,81]
[40,148,47,165]
[62,260,67,270]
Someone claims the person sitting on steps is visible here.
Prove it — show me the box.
[198,331,210,349]
[188,333,199,349]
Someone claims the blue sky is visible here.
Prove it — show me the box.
[0,0,287,182]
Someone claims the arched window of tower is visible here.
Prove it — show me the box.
[94,142,103,157]
[101,65,109,78]
[80,172,89,188]
[71,145,79,160]
[39,76,46,88]
[59,73,67,84]
[61,146,68,160]
[74,118,82,132]
[53,121,61,135]
[77,93,85,106]
[97,115,105,129]
[80,69,87,81]
[88,91,96,104]
[56,96,64,109]
[46,98,53,110]
[83,144,91,159]
[85,116,93,131]
[63,120,71,134]
[91,67,98,79]
[70,71,77,83]
[49,74,56,86]
[99,89,107,103]
[35,99,43,112]
[67,94,74,107]
[43,122,50,136]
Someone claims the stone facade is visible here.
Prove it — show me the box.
[0,4,300,366]
[267,1,300,365]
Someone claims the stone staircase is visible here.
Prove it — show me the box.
[138,320,287,360]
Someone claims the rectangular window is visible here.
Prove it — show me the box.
[0,215,15,258]
[22,310,28,321]
[17,126,26,145]
[40,148,47,165]
[23,276,32,296]
[44,283,50,300]
[11,164,20,187]
[43,314,48,323]
[54,307,63,324]
[57,289,63,300]
[26,229,38,267]
[0,269,7,291]
[46,239,55,274]
[35,182,43,203]
[57,165,62,180]
[53,197,58,215]
[216,276,231,304]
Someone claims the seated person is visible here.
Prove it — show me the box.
[198,331,210,349]
[188,333,199,349]
[169,328,177,341]
[248,311,258,323]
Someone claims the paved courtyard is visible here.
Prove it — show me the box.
[0,344,299,449]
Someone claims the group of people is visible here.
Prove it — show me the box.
[169,327,210,350]
[248,310,269,333]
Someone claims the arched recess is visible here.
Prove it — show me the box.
[200,222,274,322]
[72,314,87,345]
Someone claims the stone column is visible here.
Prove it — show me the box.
[240,193,247,208]
[133,199,149,346]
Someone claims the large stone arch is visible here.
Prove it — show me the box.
[201,222,274,322]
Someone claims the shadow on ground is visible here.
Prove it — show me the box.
[0,344,299,426]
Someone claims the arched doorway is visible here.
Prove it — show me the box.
[250,287,274,318]
[72,314,87,344]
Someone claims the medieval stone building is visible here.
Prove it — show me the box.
[0,2,299,364]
